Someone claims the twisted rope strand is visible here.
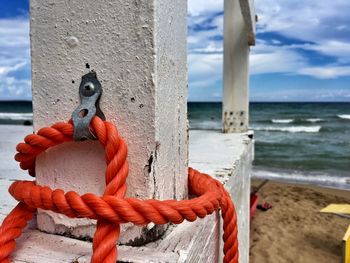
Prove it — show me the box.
[0,117,239,263]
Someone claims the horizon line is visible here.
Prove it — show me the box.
[1,99,350,104]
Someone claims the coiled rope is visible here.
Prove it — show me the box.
[0,117,238,263]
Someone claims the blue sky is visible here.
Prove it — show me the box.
[1,0,350,101]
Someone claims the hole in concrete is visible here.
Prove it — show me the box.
[230,111,234,115]
[72,80,75,84]
[131,97,135,103]
[78,109,88,118]
[240,111,244,116]
[85,63,90,69]
[240,122,244,126]
[23,120,32,126]
[139,104,144,108]
[147,155,153,173]
[230,122,233,126]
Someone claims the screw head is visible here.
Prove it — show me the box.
[82,82,95,96]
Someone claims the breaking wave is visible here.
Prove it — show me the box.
[271,118,324,124]
[272,119,293,124]
[306,118,323,123]
[254,125,321,133]
[338,114,350,120]
[0,112,33,121]
[253,168,350,190]
[189,120,221,130]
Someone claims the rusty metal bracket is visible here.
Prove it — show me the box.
[72,72,105,141]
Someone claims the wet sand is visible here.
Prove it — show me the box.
[250,180,350,263]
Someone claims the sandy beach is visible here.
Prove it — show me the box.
[250,180,350,263]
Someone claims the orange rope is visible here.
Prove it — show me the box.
[0,117,239,263]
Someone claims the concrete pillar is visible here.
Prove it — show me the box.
[30,0,188,244]
[223,0,250,133]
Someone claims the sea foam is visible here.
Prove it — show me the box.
[253,168,350,190]
[255,125,321,133]
[189,120,221,130]
[306,118,323,123]
[338,114,350,120]
[271,119,293,124]
[0,112,33,121]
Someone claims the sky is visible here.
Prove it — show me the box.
[1,1,350,102]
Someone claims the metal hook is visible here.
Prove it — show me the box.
[72,72,106,141]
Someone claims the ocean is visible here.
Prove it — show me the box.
[0,101,33,125]
[1,101,350,189]
[189,102,350,189]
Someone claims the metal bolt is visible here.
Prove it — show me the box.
[83,82,95,96]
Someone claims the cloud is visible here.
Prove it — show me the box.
[188,12,223,53]
[188,53,222,88]
[300,41,350,63]
[298,66,350,79]
[0,17,31,100]
[2,1,349,101]
[188,0,350,82]
[253,0,350,78]
[0,61,27,76]
[251,87,350,102]
[188,0,223,16]
[250,42,307,75]
[255,0,350,43]
[187,2,224,100]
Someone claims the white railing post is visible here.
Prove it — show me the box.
[30,0,187,244]
[223,0,256,133]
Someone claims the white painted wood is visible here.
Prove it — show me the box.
[239,0,256,45]
[11,215,219,263]
[1,127,252,262]
[30,0,187,244]
[189,130,253,263]
[223,0,251,133]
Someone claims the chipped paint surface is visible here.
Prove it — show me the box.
[30,0,187,243]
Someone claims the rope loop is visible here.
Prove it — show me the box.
[0,117,238,263]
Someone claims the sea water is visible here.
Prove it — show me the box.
[1,101,349,189]
[189,102,350,190]
[0,101,33,125]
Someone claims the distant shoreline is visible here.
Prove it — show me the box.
[253,166,350,191]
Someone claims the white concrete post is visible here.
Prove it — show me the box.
[223,0,255,133]
[30,0,188,244]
